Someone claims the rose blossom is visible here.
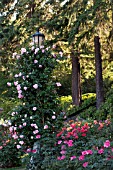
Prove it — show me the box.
[70,156,76,160]
[7,82,11,86]
[34,60,38,63]
[0,146,3,150]
[33,107,37,111]
[36,135,41,139]
[58,140,62,144]
[79,155,85,161]
[21,48,26,54]
[12,52,17,58]
[14,81,18,86]
[33,84,38,89]
[24,87,27,90]
[44,125,48,129]
[98,148,104,154]
[17,145,21,149]
[42,49,45,53]
[16,55,21,59]
[18,90,22,94]
[19,141,24,145]
[83,162,88,168]
[16,84,21,90]
[56,82,61,87]
[18,94,23,99]
[39,65,42,68]
[33,130,39,134]
[52,115,56,119]
[20,135,24,138]
[104,140,110,148]
[34,48,39,54]
[15,74,18,78]
[23,122,26,126]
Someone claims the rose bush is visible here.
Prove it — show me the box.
[5,44,64,169]
[47,119,113,170]
[0,123,21,168]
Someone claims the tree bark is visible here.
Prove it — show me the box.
[94,36,104,109]
[71,53,81,106]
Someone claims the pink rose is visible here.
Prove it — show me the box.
[79,155,85,161]
[34,48,39,54]
[83,162,88,168]
[70,156,76,160]
[104,140,110,148]
[33,107,37,111]
[7,82,11,86]
[33,84,38,89]
[52,115,56,119]
[56,82,61,87]
[14,81,18,86]
[19,141,24,145]
[21,48,26,55]
[17,145,21,149]
[34,60,38,64]
[36,135,41,139]
[98,148,104,154]
[44,125,48,129]
[16,55,20,59]
[24,87,27,90]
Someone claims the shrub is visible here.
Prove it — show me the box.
[0,123,21,168]
[6,45,64,169]
[29,119,113,170]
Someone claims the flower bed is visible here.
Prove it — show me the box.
[52,119,113,169]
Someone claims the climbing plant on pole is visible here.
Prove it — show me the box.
[7,44,64,156]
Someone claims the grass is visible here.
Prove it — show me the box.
[0,167,25,170]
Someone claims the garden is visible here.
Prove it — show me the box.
[0,42,113,170]
[0,1,113,169]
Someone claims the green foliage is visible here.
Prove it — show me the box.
[95,88,113,120]
[0,124,21,168]
[0,72,20,119]
[7,45,64,164]
[24,120,113,170]
[59,93,96,118]
[59,89,113,121]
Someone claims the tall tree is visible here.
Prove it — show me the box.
[94,36,104,108]
[71,51,81,106]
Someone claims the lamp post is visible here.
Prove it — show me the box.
[32,28,45,47]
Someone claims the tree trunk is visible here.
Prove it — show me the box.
[71,53,81,106]
[94,36,104,109]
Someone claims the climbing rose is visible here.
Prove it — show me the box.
[33,84,38,89]
[33,107,37,111]
[7,82,11,86]
[56,82,61,87]
[21,48,26,54]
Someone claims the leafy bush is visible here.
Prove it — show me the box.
[95,88,113,120]
[6,45,64,169]
[59,93,96,119]
[0,124,21,168]
[27,119,113,170]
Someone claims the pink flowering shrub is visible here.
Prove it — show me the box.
[47,120,113,170]
[0,124,21,168]
[6,44,64,168]
[30,119,113,170]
